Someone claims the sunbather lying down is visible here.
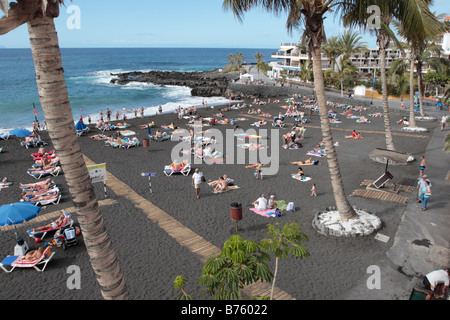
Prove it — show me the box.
[139,122,155,129]
[28,164,58,171]
[167,160,189,171]
[17,247,46,262]
[24,191,59,203]
[0,177,12,188]
[20,178,53,191]
[32,213,66,233]
[291,158,319,165]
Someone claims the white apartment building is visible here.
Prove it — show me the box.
[271,22,450,79]
[271,42,407,78]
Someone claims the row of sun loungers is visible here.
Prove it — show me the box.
[20,179,61,206]
[105,137,140,149]
[21,137,47,149]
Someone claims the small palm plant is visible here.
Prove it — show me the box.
[260,222,309,300]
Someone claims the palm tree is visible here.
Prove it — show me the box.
[0,0,129,300]
[296,36,312,67]
[394,1,443,127]
[415,40,448,116]
[227,53,236,70]
[390,59,411,105]
[235,52,245,71]
[254,51,265,80]
[341,2,398,150]
[223,0,358,220]
[336,30,368,62]
[335,56,358,97]
[321,36,341,71]
[336,31,367,97]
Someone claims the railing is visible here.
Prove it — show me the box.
[281,43,298,47]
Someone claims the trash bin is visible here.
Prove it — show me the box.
[230,202,242,233]
[143,139,150,147]
[230,202,242,221]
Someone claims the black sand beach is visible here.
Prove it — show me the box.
[0,85,438,300]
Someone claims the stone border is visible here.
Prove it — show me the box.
[401,127,429,133]
[312,207,382,237]
[415,116,437,122]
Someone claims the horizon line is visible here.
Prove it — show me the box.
[0,46,279,50]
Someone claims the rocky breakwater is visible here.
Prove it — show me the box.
[110,70,234,97]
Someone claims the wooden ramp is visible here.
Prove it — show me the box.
[351,188,410,205]
[360,179,415,193]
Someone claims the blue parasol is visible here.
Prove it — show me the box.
[0,202,41,227]
[147,124,151,136]
[10,129,32,138]
[75,121,87,131]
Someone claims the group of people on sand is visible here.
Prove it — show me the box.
[252,194,278,211]
[345,129,363,139]
[208,175,234,193]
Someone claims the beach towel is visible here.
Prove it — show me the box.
[307,150,326,157]
[204,157,225,164]
[250,208,277,217]
[250,207,283,218]
[119,130,136,136]
[292,174,312,182]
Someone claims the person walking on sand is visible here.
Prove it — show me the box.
[311,183,317,197]
[419,156,427,178]
[255,161,263,180]
[192,168,204,199]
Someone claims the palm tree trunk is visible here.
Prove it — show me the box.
[340,76,344,97]
[409,48,417,128]
[270,257,279,300]
[417,63,425,117]
[27,15,129,300]
[312,45,357,220]
[379,36,395,151]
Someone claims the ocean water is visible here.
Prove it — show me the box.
[0,47,275,132]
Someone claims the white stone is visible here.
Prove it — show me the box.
[316,210,382,237]
[401,126,428,133]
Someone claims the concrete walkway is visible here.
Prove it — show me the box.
[344,100,450,300]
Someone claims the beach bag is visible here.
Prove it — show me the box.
[286,202,295,212]
[275,208,283,217]
[201,175,206,183]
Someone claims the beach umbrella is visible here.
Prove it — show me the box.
[0,202,41,227]
[147,124,151,136]
[75,120,87,131]
[10,128,32,138]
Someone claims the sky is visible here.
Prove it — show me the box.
[0,0,448,50]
